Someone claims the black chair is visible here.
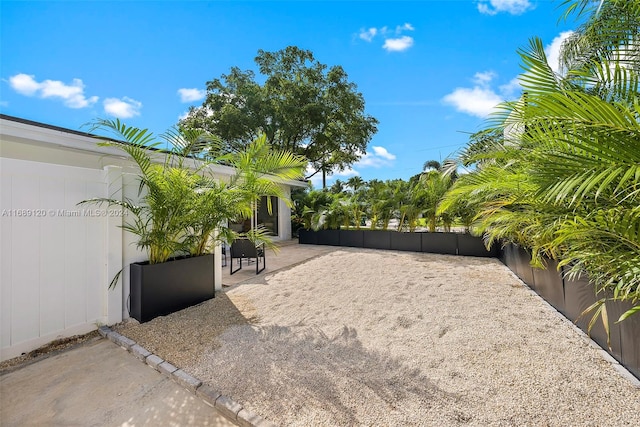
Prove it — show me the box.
[230,239,266,275]
[221,245,227,267]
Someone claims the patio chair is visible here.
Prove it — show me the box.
[222,244,227,267]
[230,238,266,275]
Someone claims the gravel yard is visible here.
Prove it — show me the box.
[117,248,640,426]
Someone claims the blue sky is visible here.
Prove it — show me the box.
[1,0,577,187]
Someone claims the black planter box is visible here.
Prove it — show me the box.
[561,270,608,350]
[339,230,364,248]
[298,229,317,245]
[603,297,626,365]
[514,245,535,288]
[130,254,215,323]
[457,234,497,257]
[532,257,565,312]
[421,232,457,255]
[316,229,340,246]
[363,230,392,250]
[500,243,518,271]
[390,232,422,252]
[614,300,640,379]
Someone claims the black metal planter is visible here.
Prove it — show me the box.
[391,232,422,252]
[129,254,215,323]
[421,232,457,255]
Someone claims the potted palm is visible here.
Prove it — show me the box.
[81,119,306,322]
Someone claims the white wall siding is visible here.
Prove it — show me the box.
[278,186,293,240]
[0,158,116,361]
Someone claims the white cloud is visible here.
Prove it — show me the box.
[9,74,41,95]
[334,168,359,178]
[356,146,397,168]
[359,27,378,42]
[396,23,414,33]
[473,71,497,86]
[372,146,396,161]
[103,97,142,118]
[499,77,522,98]
[306,164,360,188]
[178,110,190,121]
[177,88,206,103]
[357,23,415,52]
[305,146,395,187]
[545,31,575,74]
[383,36,414,52]
[8,73,98,108]
[443,71,519,118]
[443,87,503,118]
[477,0,534,16]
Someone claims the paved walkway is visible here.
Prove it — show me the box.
[0,338,235,427]
[0,241,336,427]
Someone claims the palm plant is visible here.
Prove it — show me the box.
[80,119,221,264]
[81,119,306,267]
[416,162,456,232]
[397,180,424,232]
[292,189,334,230]
[225,133,307,248]
[441,0,640,328]
[311,193,351,230]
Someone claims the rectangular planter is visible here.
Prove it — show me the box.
[390,232,422,252]
[298,229,317,245]
[457,234,497,257]
[363,230,392,250]
[531,257,565,312]
[339,229,364,248]
[421,232,457,255]
[615,300,640,379]
[316,229,341,246]
[603,297,626,365]
[130,254,215,323]
[561,270,608,351]
[499,242,518,271]
[514,245,535,288]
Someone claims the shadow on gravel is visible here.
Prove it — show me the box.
[195,324,456,425]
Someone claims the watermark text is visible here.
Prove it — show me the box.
[1,208,127,218]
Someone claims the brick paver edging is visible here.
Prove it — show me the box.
[98,326,276,427]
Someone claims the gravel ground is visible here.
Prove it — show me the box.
[117,248,640,426]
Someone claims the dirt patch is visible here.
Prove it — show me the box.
[0,331,100,374]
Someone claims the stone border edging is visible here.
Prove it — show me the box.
[98,326,276,427]
[502,269,640,389]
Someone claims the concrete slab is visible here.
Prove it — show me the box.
[222,239,337,286]
[0,339,235,427]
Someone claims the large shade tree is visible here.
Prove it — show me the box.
[181,46,378,187]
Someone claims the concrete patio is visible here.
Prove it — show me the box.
[221,239,336,287]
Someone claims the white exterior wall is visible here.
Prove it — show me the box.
[278,186,293,241]
[0,116,303,361]
[0,158,126,361]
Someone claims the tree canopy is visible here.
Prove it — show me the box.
[180,46,379,186]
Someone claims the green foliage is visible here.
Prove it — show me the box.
[293,165,465,233]
[180,46,378,186]
[441,0,640,328]
[81,119,306,275]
